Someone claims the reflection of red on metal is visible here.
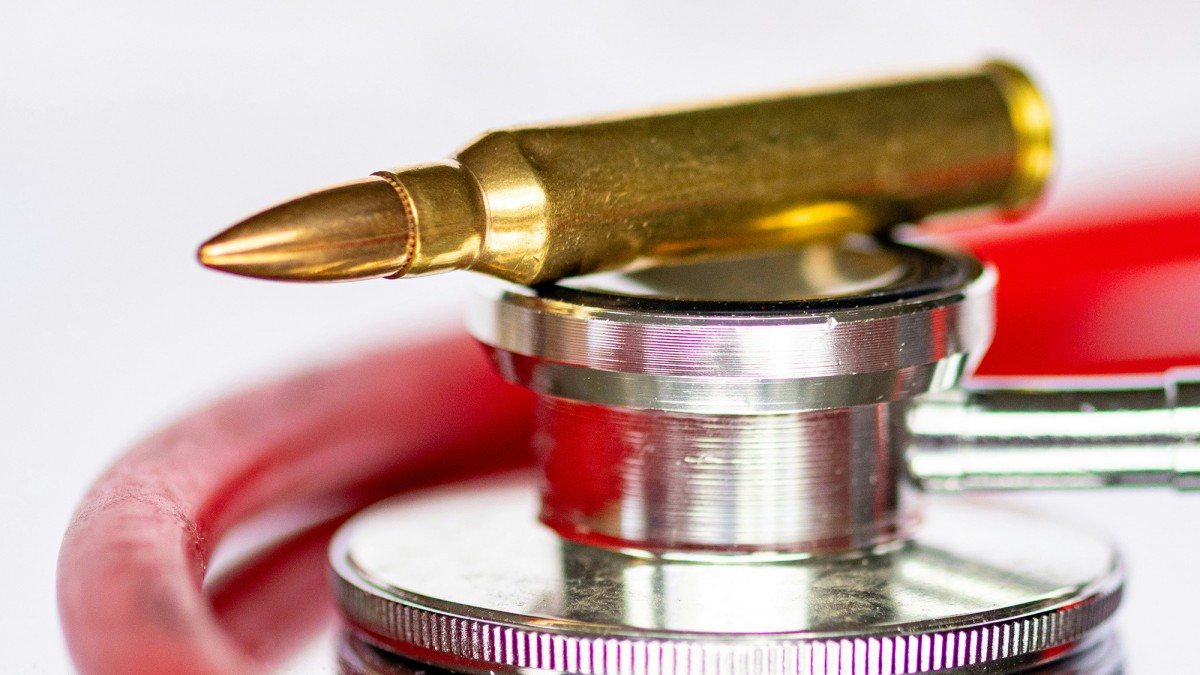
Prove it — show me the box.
[58,202,1200,674]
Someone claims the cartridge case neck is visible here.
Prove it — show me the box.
[374,162,485,277]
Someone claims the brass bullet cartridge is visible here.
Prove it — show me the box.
[199,61,1050,284]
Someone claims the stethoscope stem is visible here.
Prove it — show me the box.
[909,369,1200,491]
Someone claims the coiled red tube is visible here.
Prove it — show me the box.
[58,337,533,674]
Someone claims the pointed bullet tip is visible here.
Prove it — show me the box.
[196,233,234,269]
[197,177,414,282]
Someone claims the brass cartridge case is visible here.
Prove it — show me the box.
[201,61,1050,284]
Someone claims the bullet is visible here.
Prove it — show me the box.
[199,179,413,282]
[199,61,1051,285]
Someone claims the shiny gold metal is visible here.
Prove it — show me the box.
[199,179,415,282]
[199,61,1052,285]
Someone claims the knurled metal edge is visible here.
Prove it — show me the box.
[334,573,1122,675]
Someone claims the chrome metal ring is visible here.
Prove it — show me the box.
[333,474,1123,675]
[468,241,993,413]
[337,629,1124,675]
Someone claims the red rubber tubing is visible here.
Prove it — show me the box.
[953,199,1200,376]
[58,200,1200,673]
[58,337,533,674]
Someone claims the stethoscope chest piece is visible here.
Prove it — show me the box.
[332,239,1123,674]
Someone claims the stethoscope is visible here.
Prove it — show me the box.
[59,199,1200,674]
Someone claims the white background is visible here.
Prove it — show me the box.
[5,2,1200,672]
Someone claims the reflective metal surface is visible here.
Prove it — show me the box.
[338,630,1125,675]
[469,241,990,556]
[537,398,916,552]
[338,629,1124,675]
[333,474,1122,675]
[470,241,993,414]
[908,371,1200,491]
[334,241,1126,673]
